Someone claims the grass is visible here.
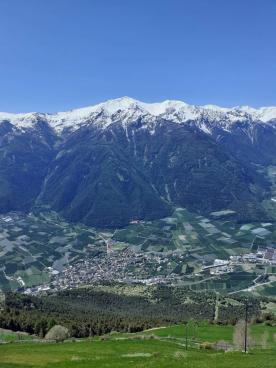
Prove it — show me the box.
[146,322,276,344]
[251,324,276,343]
[1,323,276,367]
[141,323,234,342]
[0,339,276,368]
[106,322,276,348]
[0,329,33,343]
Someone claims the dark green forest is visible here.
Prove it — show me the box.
[0,283,262,338]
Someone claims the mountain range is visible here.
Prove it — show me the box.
[1,97,276,227]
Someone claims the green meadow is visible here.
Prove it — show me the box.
[1,323,276,368]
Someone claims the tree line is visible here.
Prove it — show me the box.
[0,283,262,338]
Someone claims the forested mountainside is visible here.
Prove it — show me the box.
[1,97,276,227]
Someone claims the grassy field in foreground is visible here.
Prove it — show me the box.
[0,339,276,368]
[1,323,276,368]
[111,322,276,345]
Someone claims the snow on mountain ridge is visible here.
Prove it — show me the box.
[1,97,276,132]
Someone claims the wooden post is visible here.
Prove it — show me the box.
[244,302,248,353]
[185,322,188,350]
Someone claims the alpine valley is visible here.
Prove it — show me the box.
[1,97,276,294]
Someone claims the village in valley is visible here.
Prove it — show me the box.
[24,239,276,297]
[1,208,276,298]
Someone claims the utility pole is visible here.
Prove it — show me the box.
[184,322,188,350]
[244,301,248,353]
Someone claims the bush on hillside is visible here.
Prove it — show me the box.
[45,325,69,342]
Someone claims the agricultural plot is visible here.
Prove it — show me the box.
[1,204,276,292]
[0,212,108,290]
[113,208,276,262]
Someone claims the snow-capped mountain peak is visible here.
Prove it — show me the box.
[1,97,276,133]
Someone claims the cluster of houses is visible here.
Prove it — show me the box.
[230,246,276,265]
[202,259,233,275]
[23,248,178,295]
[203,245,276,275]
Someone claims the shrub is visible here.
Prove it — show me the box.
[45,325,69,343]
[200,341,213,349]
[254,316,263,324]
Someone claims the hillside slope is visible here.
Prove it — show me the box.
[0,97,275,227]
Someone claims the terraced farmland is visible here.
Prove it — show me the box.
[113,207,276,264]
[1,206,276,292]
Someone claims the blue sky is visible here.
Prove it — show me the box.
[0,0,275,112]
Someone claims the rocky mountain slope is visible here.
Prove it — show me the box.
[0,97,276,227]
